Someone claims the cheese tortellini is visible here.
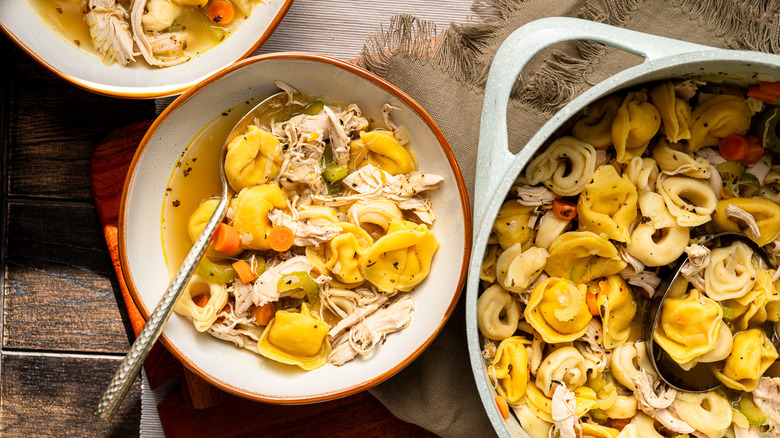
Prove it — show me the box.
[360,219,439,292]
[488,336,531,403]
[653,288,723,364]
[577,165,638,242]
[612,90,661,163]
[712,197,780,246]
[231,183,288,250]
[525,136,597,196]
[688,95,752,152]
[525,277,592,343]
[349,130,415,175]
[714,328,778,391]
[224,125,283,192]
[657,174,717,227]
[648,81,692,143]
[477,284,520,340]
[257,303,331,370]
[308,222,373,285]
[545,231,626,283]
[173,274,229,332]
[572,95,623,149]
[594,276,637,349]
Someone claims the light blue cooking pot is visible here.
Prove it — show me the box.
[465,17,780,437]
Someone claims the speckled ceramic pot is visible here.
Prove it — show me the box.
[465,17,780,437]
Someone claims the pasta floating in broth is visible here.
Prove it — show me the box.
[478,77,780,437]
[28,0,264,67]
[164,85,442,370]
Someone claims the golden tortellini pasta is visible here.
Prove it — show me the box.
[477,284,520,340]
[611,90,661,163]
[653,288,723,364]
[628,190,689,266]
[610,341,656,391]
[688,95,752,152]
[257,303,331,370]
[347,198,403,238]
[577,165,638,242]
[492,201,536,250]
[495,243,548,293]
[360,219,438,292]
[656,174,717,227]
[525,277,592,343]
[624,157,659,193]
[722,268,779,331]
[224,125,283,192]
[488,336,531,403]
[672,391,732,438]
[704,241,757,301]
[712,197,780,246]
[512,404,552,438]
[545,231,626,283]
[535,346,588,397]
[572,95,623,149]
[714,328,778,391]
[648,81,692,143]
[525,136,597,196]
[524,384,597,423]
[308,222,373,285]
[581,423,620,438]
[594,276,637,349]
[231,183,287,250]
[188,199,242,258]
[173,274,229,332]
[651,138,710,178]
[349,130,415,175]
[297,206,339,225]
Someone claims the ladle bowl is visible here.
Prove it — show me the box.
[646,232,780,392]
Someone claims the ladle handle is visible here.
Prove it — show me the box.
[94,197,229,422]
[474,17,713,231]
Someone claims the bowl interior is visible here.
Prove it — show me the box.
[121,54,470,401]
[467,54,780,437]
[0,0,292,98]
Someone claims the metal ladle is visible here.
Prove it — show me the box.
[94,91,287,422]
[646,232,780,392]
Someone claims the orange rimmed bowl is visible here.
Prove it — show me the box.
[119,53,471,402]
[0,0,294,98]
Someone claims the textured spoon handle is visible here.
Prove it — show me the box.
[94,198,228,422]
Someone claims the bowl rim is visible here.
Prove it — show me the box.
[118,52,473,403]
[0,0,295,99]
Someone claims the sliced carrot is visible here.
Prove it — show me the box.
[586,289,600,316]
[232,259,257,284]
[494,396,510,420]
[742,135,765,166]
[748,82,780,105]
[252,302,276,326]
[719,135,749,161]
[212,223,241,253]
[552,199,577,220]
[208,0,235,25]
[268,225,294,252]
[609,418,631,431]
[192,293,211,308]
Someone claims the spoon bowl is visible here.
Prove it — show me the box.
[647,232,780,392]
[94,90,286,422]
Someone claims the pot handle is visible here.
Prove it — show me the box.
[475,17,714,224]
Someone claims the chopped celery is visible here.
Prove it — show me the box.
[248,254,266,276]
[277,271,320,304]
[587,376,607,393]
[207,26,226,42]
[717,160,746,197]
[301,100,324,116]
[323,164,348,183]
[721,304,736,319]
[196,257,235,283]
[739,396,768,426]
[590,408,608,421]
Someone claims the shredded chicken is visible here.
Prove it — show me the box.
[698,147,726,167]
[680,244,710,291]
[708,164,723,200]
[84,0,136,65]
[130,0,189,67]
[748,155,773,185]
[514,183,557,206]
[250,256,314,307]
[323,106,350,166]
[267,209,341,246]
[381,103,400,131]
[674,79,701,101]
[620,270,661,298]
[619,246,645,276]
[329,294,414,366]
[550,385,580,438]
[633,371,695,434]
[578,319,608,374]
[207,305,264,354]
[726,204,762,240]
[754,377,780,435]
[482,340,497,361]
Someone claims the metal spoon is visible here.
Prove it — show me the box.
[646,232,780,392]
[94,91,287,422]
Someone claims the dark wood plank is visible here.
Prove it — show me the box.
[0,352,140,437]
[3,201,133,353]
[159,386,437,438]
[4,42,155,201]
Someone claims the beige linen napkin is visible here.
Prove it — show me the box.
[361,1,780,437]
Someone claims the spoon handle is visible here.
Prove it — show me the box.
[94,198,228,422]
